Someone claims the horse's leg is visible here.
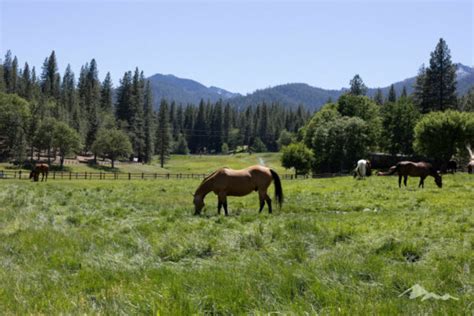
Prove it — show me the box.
[217,201,222,215]
[223,199,228,216]
[258,191,266,213]
[398,175,402,188]
[265,193,272,214]
[418,176,425,188]
[218,192,227,215]
[403,175,408,187]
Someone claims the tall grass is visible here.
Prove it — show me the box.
[0,173,472,314]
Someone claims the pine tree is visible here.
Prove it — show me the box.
[41,51,61,100]
[413,64,428,111]
[223,103,231,144]
[11,56,19,94]
[155,99,172,167]
[129,68,145,160]
[374,88,384,105]
[84,59,101,153]
[143,80,155,163]
[189,99,208,153]
[387,84,397,102]
[349,74,367,96]
[115,71,133,124]
[422,38,457,111]
[61,65,77,125]
[176,104,185,135]
[183,104,195,143]
[0,65,4,92]
[20,62,33,100]
[210,100,223,152]
[100,72,113,113]
[169,101,179,139]
[3,50,13,93]
[401,86,408,98]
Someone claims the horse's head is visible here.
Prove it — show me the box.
[193,194,205,215]
[29,170,35,179]
[435,173,442,188]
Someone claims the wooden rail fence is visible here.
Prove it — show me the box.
[0,170,348,181]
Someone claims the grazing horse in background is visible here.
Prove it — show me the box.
[353,159,371,179]
[377,161,442,188]
[193,165,283,216]
[467,144,474,174]
[29,163,49,182]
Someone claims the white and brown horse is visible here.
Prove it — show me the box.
[193,165,283,215]
[353,159,371,179]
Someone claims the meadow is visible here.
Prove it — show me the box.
[0,152,286,175]
[0,159,472,314]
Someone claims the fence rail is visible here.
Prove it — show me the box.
[0,170,348,181]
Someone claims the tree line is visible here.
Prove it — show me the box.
[0,50,310,168]
[282,38,474,174]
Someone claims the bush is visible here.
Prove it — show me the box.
[221,143,229,155]
[251,137,267,153]
[380,98,420,155]
[92,129,132,168]
[173,134,189,155]
[414,110,473,163]
[277,130,294,150]
[281,143,314,176]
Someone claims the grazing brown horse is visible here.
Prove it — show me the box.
[193,165,283,216]
[377,161,442,188]
[29,164,49,182]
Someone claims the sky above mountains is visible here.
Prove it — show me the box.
[1,0,472,94]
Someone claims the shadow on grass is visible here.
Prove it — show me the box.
[87,162,119,172]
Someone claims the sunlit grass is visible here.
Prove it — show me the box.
[0,152,285,174]
[0,172,472,314]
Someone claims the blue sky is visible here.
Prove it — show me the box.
[1,0,472,94]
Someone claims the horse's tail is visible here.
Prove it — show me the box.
[377,165,398,176]
[270,169,284,208]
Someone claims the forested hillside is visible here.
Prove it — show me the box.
[0,50,309,168]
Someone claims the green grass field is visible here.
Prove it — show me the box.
[0,167,472,314]
[0,152,286,174]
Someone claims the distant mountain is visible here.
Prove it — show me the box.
[227,83,343,110]
[147,63,474,111]
[147,73,239,109]
[367,63,474,98]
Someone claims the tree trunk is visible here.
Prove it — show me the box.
[111,158,115,169]
[60,156,64,169]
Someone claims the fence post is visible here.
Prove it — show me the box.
[14,171,16,179]
[142,173,144,179]
[128,173,131,180]
[19,171,22,179]
[167,173,170,179]
[84,172,87,179]
[69,172,72,180]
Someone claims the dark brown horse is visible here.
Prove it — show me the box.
[29,163,49,182]
[193,165,283,215]
[468,161,474,174]
[377,161,442,188]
